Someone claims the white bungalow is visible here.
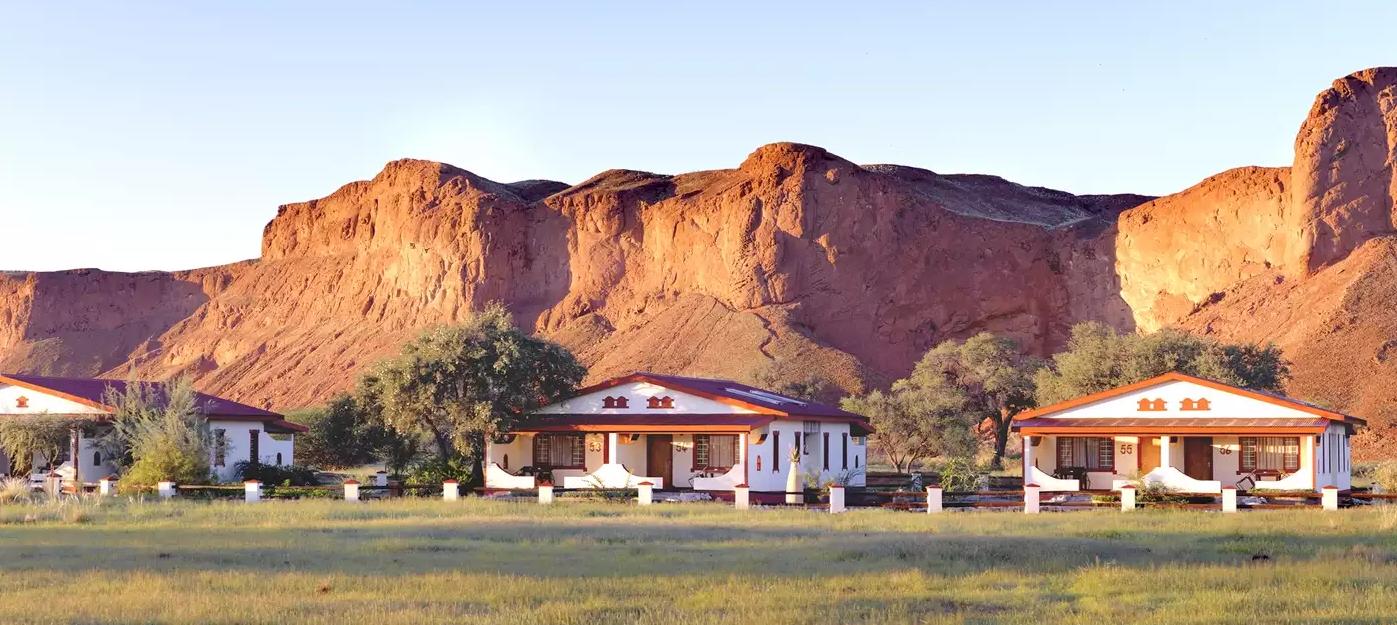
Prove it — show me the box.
[485,372,872,501]
[0,373,305,486]
[1011,372,1364,494]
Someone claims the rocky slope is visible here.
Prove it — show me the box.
[2,68,1394,456]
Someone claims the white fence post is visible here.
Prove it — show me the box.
[926,486,943,514]
[1221,486,1237,513]
[829,486,845,513]
[443,479,460,501]
[343,479,360,502]
[1024,483,1040,514]
[1120,485,1136,512]
[734,484,750,510]
[538,484,554,505]
[244,480,261,503]
[157,481,176,499]
[374,471,388,487]
[1322,485,1339,511]
[98,476,115,497]
[637,481,654,506]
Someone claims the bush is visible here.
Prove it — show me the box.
[405,455,473,485]
[122,436,210,487]
[1373,461,1397,493]
[937,456,983,492]
[233,461,319,486]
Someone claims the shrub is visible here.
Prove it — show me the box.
[233,461,319,486]
[405,455,473,485]
[122,437,209,487]
[937,456,983,492]
[96,377,210,487]
[0,477,30,504]
[1373,461,1397,493]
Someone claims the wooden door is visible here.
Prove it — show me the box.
[1138,436,1161,473]
[646,435,673,489]
[1183,437,1213,481]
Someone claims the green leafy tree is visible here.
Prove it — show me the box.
[97,377,211,486]
[289,394,383,470]
[368,303,586,483]
[841,387,976,473]
[1034,322,1290,405]
[0,415,74,475]
[748,363,836,402]
[896,333,1043,468]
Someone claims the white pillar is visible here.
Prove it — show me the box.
[1022,435,1035,479]
[1221,486,1237,513]
[157,481,176,499]
[243,480,261,503]
[46,471,62,496]
[607,433,620,463]
[829,486,845,513]
[343,479,360,502]
[738,432,749,486]
[1120,485,1136,511]
[1024,483,1040,514]
[538,484,554,504]
[98,477,115,497]
[1159,436,1172,470]
[443,479,460,501]
[374,471,388,487]
[734,484,750,510]
[926,486,943,513]
[637,481,654,506]
[1322,485,1339,511]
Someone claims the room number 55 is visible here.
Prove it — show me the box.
[1119,443,1135,454]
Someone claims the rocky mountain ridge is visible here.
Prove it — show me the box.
[2,67,1394,456]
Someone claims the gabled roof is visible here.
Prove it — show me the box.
[0,373,306,432]
[572,371,864,419]
[1011,371,1364,426]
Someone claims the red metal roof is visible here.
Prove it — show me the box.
[574,372,866,419]
[1014,417,1331,428]
[0,373,287,421]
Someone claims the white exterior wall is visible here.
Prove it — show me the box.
[0,384,108,416]
[534,382,758,415]
[752,419,865,491]
[1045,379,1321,420]
[1317,423,1351,490]
[207,420,294,483]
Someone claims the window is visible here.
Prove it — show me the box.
[212,429,227,467]
[248,429,260,465]
[694,434,739,470]
[92,451,102,466]
[1239,437,1300,473]
[1055,437,1115,471]
[841,433,848,470]
[533,433,586,469]
[802,421,820,456]
[275,452,283,466]
[771,431,780,472]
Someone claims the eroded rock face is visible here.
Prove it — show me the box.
[1,68,1395,456]
[1289,67,1397,274]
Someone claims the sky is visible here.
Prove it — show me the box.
[2,2,1394,272]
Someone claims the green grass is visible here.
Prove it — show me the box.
[1,497,1395,624]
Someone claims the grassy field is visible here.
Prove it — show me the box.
[1,498,1395,625]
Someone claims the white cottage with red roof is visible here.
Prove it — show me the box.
[1011,372,1364,494]
[0,374,305,486]
[485,373,872,502]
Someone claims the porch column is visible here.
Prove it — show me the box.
[1021,435,1035,479]
[606,433,620,464]
[738,432,749,486]
[1159,436,1172,470]
[69,424,81,487]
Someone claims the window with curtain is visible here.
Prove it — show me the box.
[1239,436,1299,473]
[212,429,227,467]
[694,434,739,470]
[533,433,586,469]
[1055,437,1115,471]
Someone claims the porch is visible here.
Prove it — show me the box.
[1022,431,1340,494]
[485,430,750,492]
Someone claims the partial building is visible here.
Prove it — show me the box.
[485,372,872,501]
[0,373,304,485]
[1011,372,1363,493]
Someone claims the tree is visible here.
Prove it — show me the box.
[289,394,382,470]
[747,362,835,402]
[896,333,1042,468]
[0,415,74,476]
[840,387,976,473]
[96,377,211,486]
[1034,322,1290,405]
[368,303,586,483]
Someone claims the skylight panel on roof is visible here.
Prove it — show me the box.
[726,388,806,406]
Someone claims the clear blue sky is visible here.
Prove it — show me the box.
[2,2,1393,272]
